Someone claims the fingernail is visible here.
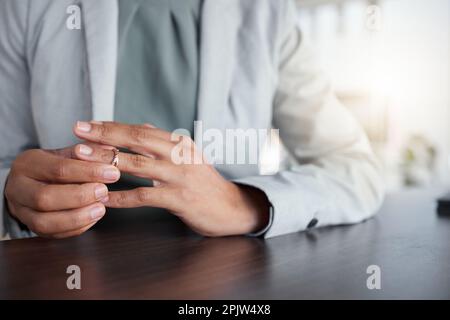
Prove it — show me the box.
[143,123,156,128]
[90,205,105,220]
[99,196,109,204]
[79,144,93,156]
[76,121,92,132]
[103,168,120,180]
[153,180,161,187]
[94,185,108,199]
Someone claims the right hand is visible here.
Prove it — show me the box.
[4,145,121,238]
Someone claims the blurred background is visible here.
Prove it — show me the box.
[295,0,450,191]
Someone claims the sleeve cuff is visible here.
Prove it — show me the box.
[247,206,274,237]
[233,172,321,238]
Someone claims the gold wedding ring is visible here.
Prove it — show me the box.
[111,148,119,167]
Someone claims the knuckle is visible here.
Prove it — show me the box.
[100,150,113,163]
[89,165,103,179]
[130,154,146,169]
[136,187,150,203]
[97,125,111,143]
[130,127,149,143]
[53,159,68,179]
[115,191,129,206]
[75,188,91,206]
[11,149,36,172]
[34,188,52,210]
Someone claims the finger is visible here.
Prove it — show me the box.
[73,121,176,160]
[8,175,109,211]
[142,123,182,142]
[48,146,77,159]
[105,187,180,212]
[143,123,190,152]
[50,221,98,239]
[73,143,180,183]
[19,202,106,236]
[50,143,117,159]
[19,149,120,183]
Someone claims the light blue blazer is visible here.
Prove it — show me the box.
[0,0,384,239]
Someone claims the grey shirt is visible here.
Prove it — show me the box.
[115,0,202,133]
[113,0,202,188]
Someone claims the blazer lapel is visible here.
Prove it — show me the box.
[81,0,118,121]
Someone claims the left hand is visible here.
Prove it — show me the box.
[73,121,270,237]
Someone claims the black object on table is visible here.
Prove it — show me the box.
[437,192,450,216]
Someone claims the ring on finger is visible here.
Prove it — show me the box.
[111,148,120,167]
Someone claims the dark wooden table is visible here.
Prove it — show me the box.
[0,188,449,299]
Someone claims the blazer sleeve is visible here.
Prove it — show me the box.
[0,0,37,239]
[235,0,385,238]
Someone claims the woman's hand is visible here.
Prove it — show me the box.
[4,145,121,238]
[73,121,270,237]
